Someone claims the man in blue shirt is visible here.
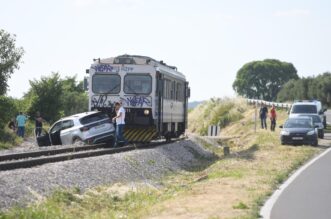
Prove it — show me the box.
[16,112,28,138]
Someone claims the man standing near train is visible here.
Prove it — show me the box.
[113,101,128,147]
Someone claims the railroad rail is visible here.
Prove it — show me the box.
[0,138,184,171]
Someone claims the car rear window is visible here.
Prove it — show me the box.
[285,119,313,128]
[80,113,109,125]
[291,105,317,114]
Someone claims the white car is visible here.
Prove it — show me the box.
[37,111,115,146]
[289,100,327,125]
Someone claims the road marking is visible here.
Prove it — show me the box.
[260,147,331,219]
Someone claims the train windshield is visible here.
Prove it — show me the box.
[124,74,152,94]
[92,74,121,94]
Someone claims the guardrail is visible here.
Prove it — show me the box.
[247,99,292,109]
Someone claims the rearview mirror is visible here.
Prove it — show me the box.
[279,125,283,128]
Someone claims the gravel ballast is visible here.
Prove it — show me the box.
[0,139,214,210]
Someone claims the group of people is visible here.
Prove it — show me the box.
[259,104,277,131]
[8,112,44,138]
[7,102,127,146]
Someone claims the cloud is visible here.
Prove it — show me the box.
[274,9,311,17]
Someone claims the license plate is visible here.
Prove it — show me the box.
[292,137,303,140]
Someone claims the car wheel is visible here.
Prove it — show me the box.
[320,130,324,139]
[73,137,84,146]
[311,140,318,147]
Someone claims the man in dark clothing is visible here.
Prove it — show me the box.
[259,104,268,129]
[35,112,44,137]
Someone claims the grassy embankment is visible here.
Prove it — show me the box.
[0,98,325,219]
[0,120,37,149]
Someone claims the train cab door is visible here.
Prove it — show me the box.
[156,72,164,134]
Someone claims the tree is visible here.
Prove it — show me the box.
[26,73,64,123]
[277,72,331,106]
[0,29,24,95]
[24,74,88,123]
[233,59,299,101]
[61,76,88,116]
[0,96,18,130]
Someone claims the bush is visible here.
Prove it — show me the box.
[0,96,18,130]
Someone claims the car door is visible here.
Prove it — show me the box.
[60,120,75,145]
[36,129,51,146]
[50,121,63,145]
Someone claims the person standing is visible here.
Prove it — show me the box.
[270,105,277,131]
[35,112,44,137]
[8,118,16,133]
[16,112,28,138]
[112,102,128,146]
[259,104,268,129]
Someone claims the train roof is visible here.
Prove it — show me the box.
[93,54,186,80]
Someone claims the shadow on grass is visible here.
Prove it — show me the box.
[226,144,259,161]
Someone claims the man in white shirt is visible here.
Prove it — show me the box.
[112,101,128,146]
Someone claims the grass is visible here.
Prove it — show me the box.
[0,120,50,150]
[0,99,326,218]
[188,97,248,135]
[0,127,22,149]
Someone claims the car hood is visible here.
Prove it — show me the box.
[283,128,314,134]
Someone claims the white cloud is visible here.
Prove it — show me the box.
[274,9,311,17]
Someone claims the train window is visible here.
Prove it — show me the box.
[170,81,175,100]
[92,74,121,94]
[163,79,171,99]
[124,74,152,95]
[176,83,184,102]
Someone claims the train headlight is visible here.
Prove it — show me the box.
[144,109,150,116]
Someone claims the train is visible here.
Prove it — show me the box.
[85,55,190,143]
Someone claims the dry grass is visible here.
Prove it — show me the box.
[1,100,326,219]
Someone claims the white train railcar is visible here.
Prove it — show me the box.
[86,55,190,142]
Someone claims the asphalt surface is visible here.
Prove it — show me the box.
[270,111,331,219]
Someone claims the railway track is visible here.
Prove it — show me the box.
[0,139,184,171]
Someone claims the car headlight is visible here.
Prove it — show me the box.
[281,130,290,136]
[307,130,315,135]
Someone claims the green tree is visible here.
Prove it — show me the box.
[0,29,24,95]
[277,72,331,106]
[233,59,299,101]
[24,74,88,123]
[61,76,88,116]
[0,96,18,130]
[26,73,64,123]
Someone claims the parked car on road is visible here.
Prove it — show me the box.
[37,111,115,146]
[293,114,324,139]
[280,117,318,146]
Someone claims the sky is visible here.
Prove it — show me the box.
[1,0,331,101]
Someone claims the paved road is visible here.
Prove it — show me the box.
[270,133,331,219]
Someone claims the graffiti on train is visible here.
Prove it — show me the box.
[121,96,152,107]
[91,64,134,73]
[91,95,152,108]
[91,95,114,108]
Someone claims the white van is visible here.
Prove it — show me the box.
[289,100,326,126]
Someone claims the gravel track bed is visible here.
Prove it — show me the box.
[0,139,214,210]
